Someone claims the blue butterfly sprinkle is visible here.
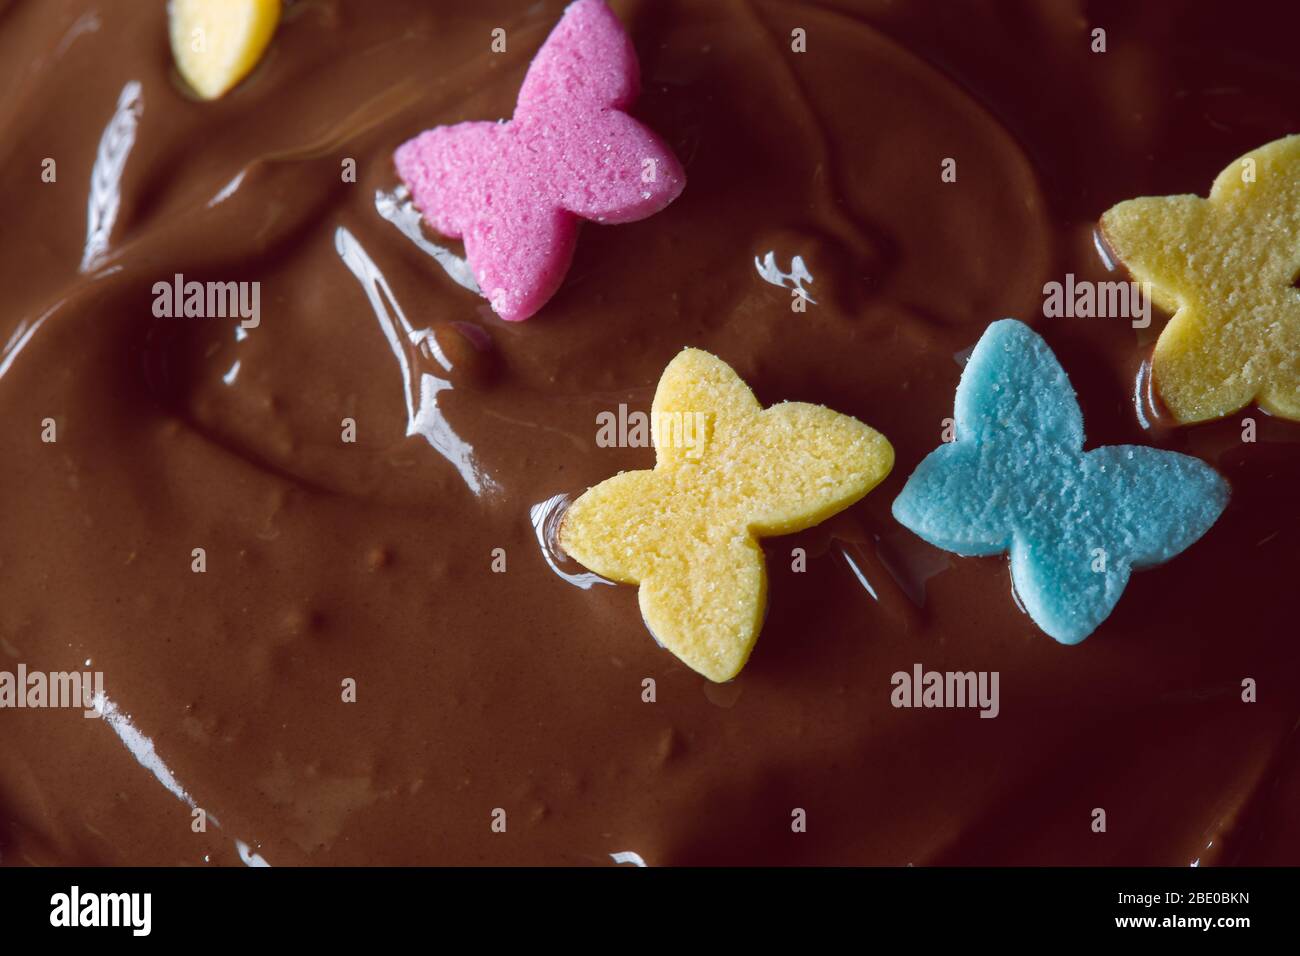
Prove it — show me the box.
[892,319,1229,644]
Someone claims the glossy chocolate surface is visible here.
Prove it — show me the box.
[0,0,1297,865]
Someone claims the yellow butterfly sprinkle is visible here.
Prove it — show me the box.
[169,0,282,101]
[1101,134,1300,424]
[559,348,894,682]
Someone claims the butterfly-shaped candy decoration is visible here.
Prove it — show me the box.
[394,0,686,322]
[169,0,282,100]
[1101,134,1300,423]
[892,320,1228,644]
[560,349,894,682]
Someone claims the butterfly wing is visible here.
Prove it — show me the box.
[394,122,579,321]
[1149,298,1259,424]
[552,111,686,224]
[516,0,684,224]
[894,319,1083,554]
[1009,530,1126,645]
[559,464,766,683]
[394,121,504,243]
[892,441,1012,556]
[650,347,760,468]
[517,0,639,113]
[1100,196,1206,318]
[559,470,674,585]
[737,402,894,536]
[637,531,766,683]
[954,318,1084,451]
[1082,445,1228,570]
[461,201,577,322]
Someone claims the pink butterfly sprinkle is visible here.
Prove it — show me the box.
[394,0,687,322]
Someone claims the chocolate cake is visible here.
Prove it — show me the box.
[0,0,1297,866]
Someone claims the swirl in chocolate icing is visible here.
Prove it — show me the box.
[0,0,1297,865]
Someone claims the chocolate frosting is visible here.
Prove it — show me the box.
[0,0,1297,865]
